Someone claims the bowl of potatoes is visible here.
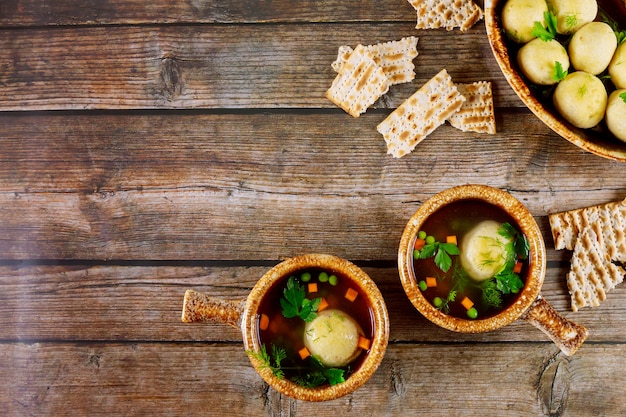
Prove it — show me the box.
[485,0,626,161]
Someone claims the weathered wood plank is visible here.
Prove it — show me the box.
[0,23,520,110]
[0,264,619,343]
[1,341,624,416]
[0,111,624,260]
[0,0,418,26]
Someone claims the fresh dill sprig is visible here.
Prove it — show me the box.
[247,344,286,380]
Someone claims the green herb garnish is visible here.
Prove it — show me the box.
[247,344,286,380]
[532,11,557,41]
[292,356,346,387]
[552,61,568,82]
[621,91,626,104]
[419,241,460,273]
[564,13,581,32]
[498,222,529,260]
[280,276,321,322]
[481,279,503,309]
[602,11,626,44]
[492,222,527,294]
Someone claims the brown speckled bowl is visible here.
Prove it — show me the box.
[485,0,626,161]
[398,184,588,355]
[182,254,389,402]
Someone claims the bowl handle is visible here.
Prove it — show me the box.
[521,296,588,355]
[181,289,245,329]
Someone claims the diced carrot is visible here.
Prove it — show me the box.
[358,335,371,351]
[513,261,523,274]
[298,347,311,360]
[259,313,270,331]
[308,282,318,293]
[317,297,329,312]
[426,276,437,288]
[414,238,426,250]
[461,296,474,311]
[345,288,359,302]
[446,235,457,245]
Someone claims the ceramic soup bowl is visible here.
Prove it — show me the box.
[398,184,588,355]
[181,253,389,401]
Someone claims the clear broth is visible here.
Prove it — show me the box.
[256,268,375,385]
[412,199,530,319]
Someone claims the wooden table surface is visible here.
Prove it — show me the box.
[2,1,626,415]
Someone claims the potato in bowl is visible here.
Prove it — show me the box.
[485,0,626,160]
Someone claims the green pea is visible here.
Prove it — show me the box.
[300,272,311,282]
[418,230,427,240]
[413,249,420,260]
[319,271,329,282]
[328,274,338,286]
[467,307,478,319]
[426,235,435,245]
[433,297,443,308]
[418,280,428,291]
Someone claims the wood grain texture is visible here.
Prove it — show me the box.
[0,264,622,343]
[1,342,624,416]
[0,0,418,26]
[0,111,623,260]
[0,23,520,110]
[1,0,625,414]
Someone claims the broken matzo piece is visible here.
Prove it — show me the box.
[408,0,484,32]
[448,81,496,134]
[566,224,626,312]
[325,44,390,118]
[376,69,465,158]
[549,198,626,261]
[331,37,419,85]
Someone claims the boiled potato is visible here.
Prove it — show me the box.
[303,309,362,368]
[460,220,510,282]
[606,89,626,142]
[553,71,607,129]
[569,22,617,75]
[546,0,597,34]
[517,38,569,85]
[502,0,549,43]
[609,42,626,89]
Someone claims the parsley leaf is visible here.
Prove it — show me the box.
[280,276,321,322]
[497,222,529,260]
[552,61,568,82]
[495,271,524,294]
[420,241,459,273]
[531,11,557,41]
[621,91,626,104]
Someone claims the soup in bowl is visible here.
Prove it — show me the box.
[398,184,588,355]
[182,254,389,401]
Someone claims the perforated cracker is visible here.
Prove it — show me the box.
[376,69,465,158]
[566,224,625,312]
[448,81,496,134]
[325,44,390,118]
[549,199,626,260]
[550,198,626,311]
[408,0,484,32]
[332,37,419,85]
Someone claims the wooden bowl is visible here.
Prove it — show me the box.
[398,184,588,355]
[484,0,626,161]
[182,254,389,401]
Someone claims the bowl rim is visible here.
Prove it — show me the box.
[241,253,389,402]
[484,0,626,162]
[397,184,546,333]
